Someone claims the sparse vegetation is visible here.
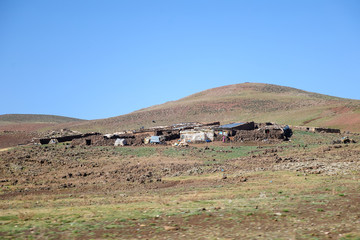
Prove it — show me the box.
[0,83,360,238]
[59,83,360,133]
[0,130,359,239]
[0,114,83,124]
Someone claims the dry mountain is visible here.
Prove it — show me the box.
[0,114,83,124]
[0,114,84,132]
[67,83,360,133]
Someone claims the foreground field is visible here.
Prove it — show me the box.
[1,131,360,239]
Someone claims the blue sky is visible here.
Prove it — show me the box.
[1,0,359,120]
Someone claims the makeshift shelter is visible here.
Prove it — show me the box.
[150,136,162,144]
[180,129,214,143]
[114,138,127,146]
[49,139,58,144]
[216,122,255,136]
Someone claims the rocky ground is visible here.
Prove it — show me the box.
[0,131,359,239]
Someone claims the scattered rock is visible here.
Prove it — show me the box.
[163,226,179,231]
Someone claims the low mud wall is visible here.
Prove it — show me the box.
[72,133,152,146]
[233,129,284,142]
[37,133,100,145]
[314,128,341,134]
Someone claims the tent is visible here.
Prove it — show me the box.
[150,136,161,144]
[180,129,214,142]
[114,138,127,146]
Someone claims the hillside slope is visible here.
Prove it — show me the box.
[0,114,85,132]
[0,114,83,124]
[68,83,360,133]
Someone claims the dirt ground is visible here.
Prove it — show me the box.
[0,123,56,132]
[0,122,61,148]
[0,131,360,239]
[0,131,40,149]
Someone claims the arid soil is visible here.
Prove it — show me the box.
[0,122,53,148]
[1,141,359,196]
[62,83,360,133]
[0,131,40,149]
[0,123,56,132]
[0,131,359,239]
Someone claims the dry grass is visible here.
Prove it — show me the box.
[0,131,359,239]
[2,171,359,239]
[64,83,360,133]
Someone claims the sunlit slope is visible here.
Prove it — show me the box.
[0,114,85,132]
[0,114,83,124]
[70,83,360,133]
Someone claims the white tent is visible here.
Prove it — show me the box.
[180,129,214,142]
[114,138,127,146]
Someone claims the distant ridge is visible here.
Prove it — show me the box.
[67,83,360,133]
[4,83,360,133]
[0,114,83,124]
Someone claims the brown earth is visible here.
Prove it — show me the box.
[2,83,360,150]
[1,140,359,199]
[0,123,56,132]
[0,131,40,149]
[0,131,360,239]
[0,116,86,148]
[60,83,360,133]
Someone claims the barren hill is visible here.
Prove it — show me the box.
[0,114,84,148]
[0,114,83,124]
[0,114,84,132]
[64,83,360,132]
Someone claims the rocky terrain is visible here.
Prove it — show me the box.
[0,130,359,239]
[0,114,86,149]
[1,83,360,239]
[2,83,360,149]
[1,136,359,195]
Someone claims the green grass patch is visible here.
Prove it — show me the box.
[1,171,359,239]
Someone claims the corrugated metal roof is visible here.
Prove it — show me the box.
[218,122,246,129]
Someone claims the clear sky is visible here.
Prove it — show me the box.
[1,0,359,120]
